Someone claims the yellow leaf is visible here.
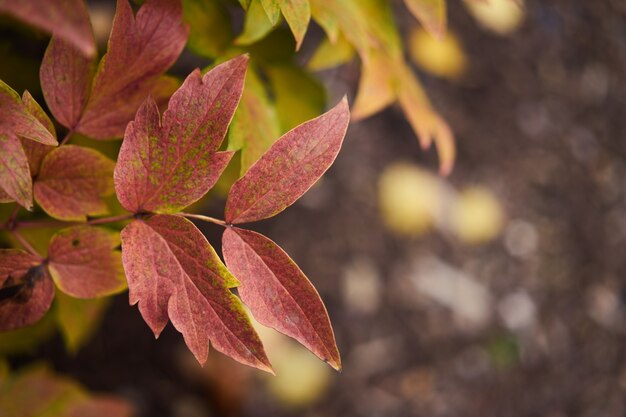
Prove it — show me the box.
[408,28,467,80]
[404,0,447,39]
[465,0,525,35]
[279,0,311,50]
[307,32,355,71]
[236,0,278,45]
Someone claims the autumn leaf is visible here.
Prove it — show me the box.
[120,214,272,371]
[114,56,248,214]
[40,0,189,140]
[48,226,126,298]
[55,292,110,353]
[34,146,115,221]
[223,227,341,370]
[0,80,57,209]
[279,0,311,50]
[0,0,96,57]
[404,0,447,39]
[0,250,53,332]
[225,97,349,224]
[308,33,355,71]
[236,0,278,46]
[228,66,281,175]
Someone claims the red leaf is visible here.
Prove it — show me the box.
[114,56,248,214]
[0,0,96,57]
[34,146,115,221]
[76,0,189,139]
[0,80,57,146]
[120,214,272,371]
[0,134,32,209]
[222,227,341,370]
[0,250,53,331]
[225,97,349,224]
[40,36,95,131]
[21,91,57,178]
[48,226,126,299]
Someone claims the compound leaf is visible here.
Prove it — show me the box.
[0,250,53,331]
[34,146,115,221]
[225,97,349,224]
[120,214,272,371]
[222,227,340,370]
[114,56,248,214]
[48,226,126,298]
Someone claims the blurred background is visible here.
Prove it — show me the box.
[2,0,626,416]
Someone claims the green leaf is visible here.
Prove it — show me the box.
[236,0,278,45]
[279,0,311,50]
[266,63,326,131]
[55,291,110,354]
[184,0,233,58]
[260,0,281,24]
[228,67,281,175]
[308,32,355,71]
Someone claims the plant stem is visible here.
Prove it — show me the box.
[60,129,74,146]
[179,212,227,227]
[11,230,43,260]
[16,213,134,229]
[4,204,21,229]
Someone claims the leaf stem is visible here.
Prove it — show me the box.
[60,129,74,146]
[179,212,227,227]
[11,230,43,260]
[4,204,21,229]
[16,213,134,229]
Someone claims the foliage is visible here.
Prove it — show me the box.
[0,0,357,376]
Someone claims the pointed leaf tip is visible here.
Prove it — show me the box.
[121,215,271,371]
[222,228,341,370]
[225,98,350,224]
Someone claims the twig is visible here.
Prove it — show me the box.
[11,230,43,260]
[179,212,227,227]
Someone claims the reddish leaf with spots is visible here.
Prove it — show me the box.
[34,146,115,221]
[222,227,341,370]
[40,0,188,139]
[121,214,272,371]
[0,0,96,57]
[0,250,54,331]
[225,97,350,224]
[114,55,248,214]
[48,226,126,299]
[0,80,57,209]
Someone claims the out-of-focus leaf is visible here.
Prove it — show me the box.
[279,0,311,50]
[55,291,110,353]
[404,0,447,39]
[40,0,189,140]
[120,214,272,371]
[239,0,251,8]
[223,227,341,370]
[408,28,467,80]
[310,0,456,174]
[78,0,189,139]
[266,63,326,131]
[114,56,247,214]
[225,98,349,224]
[307,33,355,71]
[48,226,126,298]
[34,146,115,221]
[259,0,281,24]
[184,0,232,58]
[0,250,53,331]
[228,67,280,175]
[40,36,95,130]
[0,0,96,57]
[236,0,277,45]
[0,308,56,355]
[465,0,524,35]
[0,365,134,417]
